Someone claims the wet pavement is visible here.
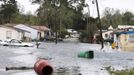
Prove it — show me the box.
[0,41,134,75]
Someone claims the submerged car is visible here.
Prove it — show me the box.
[3,39,34,47]
[0,40,6,45]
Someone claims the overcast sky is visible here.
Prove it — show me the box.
[16,0,39,15]
[86,0,134,17]
[7,0,134,17]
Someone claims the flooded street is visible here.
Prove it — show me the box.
[0,41,134,75]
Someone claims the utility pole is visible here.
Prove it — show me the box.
[95,0,104,49]
[59,11,62,38]
[88,5,92,43]
[86,5,91,42]
[54,7,58,44]
[86,11,89,37]
[54,2,60,44]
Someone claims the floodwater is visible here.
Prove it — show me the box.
[0,40,134,75]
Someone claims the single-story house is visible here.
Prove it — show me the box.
[94,30,114,44]
[118,25,134,30]
[117,31,134,51]
[0,25,30,41]
[14,24,39,41]
[30,25,50,41]
[66,29,79,38]
[108,25,113,30]
[102,30,113,40]
[14,24,50,41]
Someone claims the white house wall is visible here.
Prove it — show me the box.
[0,27,22,41]
[18,31,23,40]
[25,32,31,38]
[11,31,22,40]
[0,28,6,41]
[14,24,38,40]
[102,31,113,40]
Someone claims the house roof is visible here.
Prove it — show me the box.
[108,26,113,30]
[118,25,134,29]
[2,24,33,33]
[14,27,31,33]
[15,24,39,30]
[4,23,38,30]
[30,26,50,31]
[0,25,30,33]
[1,24,50,32]
[116,31,134,34]
[3,23,17,27]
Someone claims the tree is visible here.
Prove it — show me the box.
[0,0,19,24]
[102,7,114,28]
[11,12,38,25]
[111,10,123,27]
[79,12,98,43]
[30,0,86,30]
[101,8,134,29]
[101,9,123,28]
[122,11,134,25]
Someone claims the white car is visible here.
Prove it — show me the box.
[3,39,34,47]
[0,40,6,45]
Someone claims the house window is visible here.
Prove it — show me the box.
[129,34,134,42]
[6,31,12,39]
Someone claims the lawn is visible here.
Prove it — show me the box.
[106,66,134,75]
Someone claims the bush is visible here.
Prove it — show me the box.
[105,66,134,75]
[59,30,69,38]
[79,31,89,43]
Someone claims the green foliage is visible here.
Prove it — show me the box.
[9,12,38,25]
[31,0,86,30]
[122,11,134,25]
[0,0,19,24]
[101,7,134,29]
[59,30,69,38]
[0,0,39,25]
[106,66,134,75]
[78,15,98,43]
[79,30,89,43]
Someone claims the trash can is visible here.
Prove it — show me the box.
[34,59,53,75]
[86,51,94,59]
[78,51,94,59]
[78,51,87,58]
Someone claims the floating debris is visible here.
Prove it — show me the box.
[126,58,133,61]
[5,66,33,71]
[53,66,80,75]
[38,57,52,60]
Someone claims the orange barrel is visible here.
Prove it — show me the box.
[34,59,53,75]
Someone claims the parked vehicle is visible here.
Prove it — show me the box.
[3,39,34,47]
[0,40,8,46]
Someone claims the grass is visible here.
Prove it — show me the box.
[105,66,134,75]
